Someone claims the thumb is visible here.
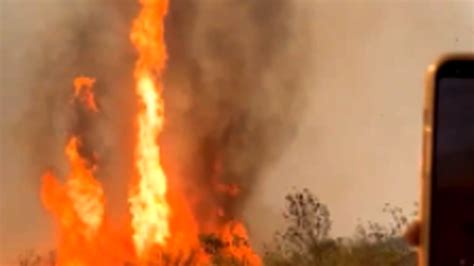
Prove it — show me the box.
[404,220,421,246]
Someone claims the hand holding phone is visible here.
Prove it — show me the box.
[421,54,474,266]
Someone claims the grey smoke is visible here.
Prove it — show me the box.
[161,0,313,231]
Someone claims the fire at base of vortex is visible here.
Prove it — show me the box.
[128,0,171,257]
[40,0,261,265]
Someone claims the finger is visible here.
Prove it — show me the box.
[404,221,420,246]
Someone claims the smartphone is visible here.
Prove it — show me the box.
[421,54,474,266]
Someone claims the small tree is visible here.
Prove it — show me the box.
[267,188,332,265]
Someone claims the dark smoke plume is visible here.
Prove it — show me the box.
[162,0,313,231]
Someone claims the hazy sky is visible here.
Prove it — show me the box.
[1,0,473,265]
[245,0,473,247]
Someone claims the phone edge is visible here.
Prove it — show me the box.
[420,53,474,266]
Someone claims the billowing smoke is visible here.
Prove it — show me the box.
[11,1,141,212]
[160,0,312,231]
[11,2,131,163]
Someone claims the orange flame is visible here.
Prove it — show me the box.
[219,222,262,265]
[128,0,171,257]
[41,1,262,265]
[41,137,105,266]
[73,76,98,112]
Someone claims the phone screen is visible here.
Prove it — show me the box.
[431,59,474,265]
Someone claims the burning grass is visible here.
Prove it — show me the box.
[20,188,417,266]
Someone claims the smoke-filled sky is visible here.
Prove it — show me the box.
[1,0,473,265]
